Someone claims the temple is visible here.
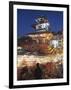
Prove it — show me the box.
[18,16,63,54]
[27,16,53,44]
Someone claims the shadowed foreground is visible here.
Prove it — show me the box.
[17,61,63,80]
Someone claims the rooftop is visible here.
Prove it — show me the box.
[26,31,52,35]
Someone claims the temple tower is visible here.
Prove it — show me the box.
[32,16,50,32]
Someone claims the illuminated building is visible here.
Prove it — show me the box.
[18,16,63,54]
[27,16,53,44]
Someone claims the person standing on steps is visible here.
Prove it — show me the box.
[34,63,43,79]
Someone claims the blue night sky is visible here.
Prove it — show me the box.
[17,9,63,37]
